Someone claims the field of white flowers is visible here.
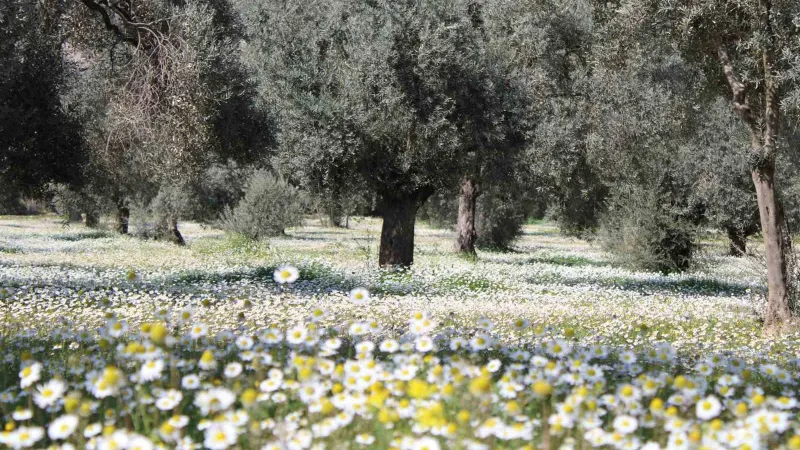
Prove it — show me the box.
[2,215,800,450]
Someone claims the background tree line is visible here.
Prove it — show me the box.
[1,0,799,330]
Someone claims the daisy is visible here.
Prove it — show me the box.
[234,336,254,350]
[696,395,722,420]
[128,435,154,450]
[107,319,128,338]
[224,362,243,378]
[349,288,370,305]
[84,423,102,438]
[139,359,164,382]
[181,374,201,390]
[33,378,66,409]
[469,334,491,352]
[203,422,238,450]
[273,266,300,284]
[189,323,208,340]
[194,388,236,416]
[12,409,33,421]
[47,415,79,440]
[286,326,308,345]
[413,436,441,450]
[380,339,400,353]
[486,359,502,373]
[10,426,44,449]
[356,433,376,445]
[613,415,638,435]
[155,389,183,411]
[19,362,42,388]
[415,336,435,353]
[310,307,327,322]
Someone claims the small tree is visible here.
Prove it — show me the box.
[221,170,305,240]
[600,178,700,273]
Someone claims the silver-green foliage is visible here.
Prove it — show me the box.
[221,170,305,240]
[239,0,529,198]
[600,180,699,274]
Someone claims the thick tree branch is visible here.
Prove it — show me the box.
[717,47,761,149]
[79,0,137,47]
[759,0,780,160]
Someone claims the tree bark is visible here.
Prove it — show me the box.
[116,206,130,234]
[163,216,185,246]
[378,188,433,267]
[754,0,792,331]
[726,227,747,257]
[753,165,792,329]
[455,177,479,254]
[718,10,792,330]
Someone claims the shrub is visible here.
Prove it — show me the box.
[476,191,527,249]
[191,161,252,224]
[221,170,305,240]
[51,184,110,226]
[599,182,699,274]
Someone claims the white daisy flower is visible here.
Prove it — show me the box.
[19,362,42,389]
[349,288,370,305]
[47,415,79,440]
[33,378,66,409]
[273,266,300,284]
[613,415,638,434]
[696,395,722,420]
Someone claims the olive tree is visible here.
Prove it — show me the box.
[69,0,271,241]
[653,0,800,330]
[0,0,85,209]
[241,0,529,266]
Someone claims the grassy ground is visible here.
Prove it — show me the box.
[0,215,784,359]
[1,215,799,449]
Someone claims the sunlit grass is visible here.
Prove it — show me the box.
[0,215,796,449]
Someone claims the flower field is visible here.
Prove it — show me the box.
[2,216,800,449]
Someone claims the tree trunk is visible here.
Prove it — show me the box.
[378,188,433,267]
[726,226,747,257]
[455,177,479,254]
[116,206,130,234]
[85,211,100,228]
[68,211,82,223]
[718,17,792,330]
[163,216,185,246]
[753,164,792,330]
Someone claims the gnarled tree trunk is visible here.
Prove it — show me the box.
[162,216,185,246]
[116,206,130,234]
[378,188,433,267]
[455,177,479,254]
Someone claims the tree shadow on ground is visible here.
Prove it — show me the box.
[524,254,611,268]
[527,272,756,297]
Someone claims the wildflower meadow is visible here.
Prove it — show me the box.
[1,216,800,450]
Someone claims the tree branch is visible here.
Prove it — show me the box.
[718,47,758,137]
[759,0,780,158]
[79,0,137,47]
